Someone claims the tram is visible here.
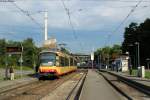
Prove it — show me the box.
[38,50,77,79]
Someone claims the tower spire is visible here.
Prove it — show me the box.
[44,11,48,40]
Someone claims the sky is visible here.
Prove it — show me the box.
[0,0,150,54]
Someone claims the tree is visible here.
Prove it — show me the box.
[22,38,39,67]
[110,44,122,60]
[122,18,150,68]
[0,38,40,68]
[94,44,122,65]
[0,39,6,67]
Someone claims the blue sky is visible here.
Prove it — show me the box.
[0,0,150,54]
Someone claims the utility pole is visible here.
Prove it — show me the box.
[20,43,23,78]
[135,42,141,77]
[135,42,140,68]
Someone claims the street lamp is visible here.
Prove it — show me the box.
[146,58,150,70]
[127,42,140,71]
[135,42,140,69]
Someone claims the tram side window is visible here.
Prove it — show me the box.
[70,58,73,66]
[60,57,70,66]
[56,56,59,66]
[60,57,65,67]
[74,60,77,66]
[65,57,69,66]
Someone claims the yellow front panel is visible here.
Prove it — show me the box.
[39,66,77,75]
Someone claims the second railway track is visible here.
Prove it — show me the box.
[97,70,150,100]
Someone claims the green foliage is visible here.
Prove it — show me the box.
[94,44,122,64]
[0,38,40,68]
[122,18,150,68]
[0,39,6,67]
[22,38,39,67]
[145,70,150,79]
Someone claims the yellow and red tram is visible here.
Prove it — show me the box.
[38,50,77,79]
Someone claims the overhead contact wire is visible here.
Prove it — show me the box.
[105,0,144,46]
[61,0,84,52]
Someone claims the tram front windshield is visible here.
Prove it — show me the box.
[40,53,56,66]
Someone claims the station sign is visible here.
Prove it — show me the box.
[6,47,22,54]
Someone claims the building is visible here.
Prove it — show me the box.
[113,55,129,72]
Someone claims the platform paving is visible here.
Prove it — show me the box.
[79,69,124,100]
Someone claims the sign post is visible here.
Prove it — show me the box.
[6,45,23,78]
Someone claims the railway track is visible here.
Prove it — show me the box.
[97,70,150,100]
[0,70,86,100]
[66,70,87,100]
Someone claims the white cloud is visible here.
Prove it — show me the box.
[0,0,149,30]
[0,0,150,53]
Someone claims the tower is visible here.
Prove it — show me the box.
[44,11,48,41]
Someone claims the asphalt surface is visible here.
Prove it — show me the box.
[79,69,124,100]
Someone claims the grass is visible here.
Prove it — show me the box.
[145,70,150,79]
[131,69,150,79]
[13,66,34,71]
[131,69,138,76]
[0,76,3,80]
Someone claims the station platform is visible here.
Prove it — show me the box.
[79,69,124,100]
